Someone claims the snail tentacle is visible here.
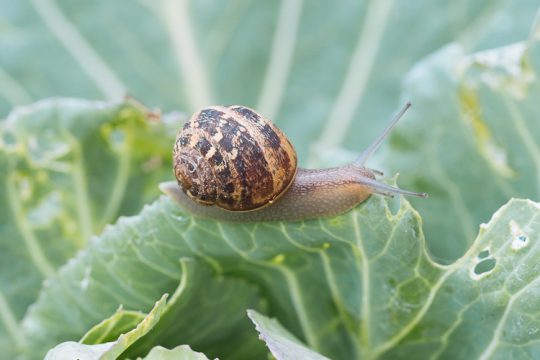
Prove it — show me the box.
[354,175,427,198]
[355,101,411,166]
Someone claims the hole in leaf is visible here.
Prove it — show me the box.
[509,219,529,250]
[474,258,496,275]
[477,249,490,259]
[512,234,528,250]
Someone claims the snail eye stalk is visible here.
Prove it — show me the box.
[355,102,411,166]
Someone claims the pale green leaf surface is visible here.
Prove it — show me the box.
[80,309,146,345]
[247,309,329,360]
[44,342,115,360]
[385,16,540,261]
[139,345,210,360]
[19,193,540,359]
[23,255,266,360]
[44,293,167,360]
[120,258,266,360]
[44,258,261,360]
[0,99,175,357]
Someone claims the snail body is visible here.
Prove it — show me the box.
[161,103,426,222]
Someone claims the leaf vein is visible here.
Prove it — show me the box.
[314,0,394,154]
[31,0,126,99]
[256,0,303,119]
[160,0,214,111]
[6,168,55,277]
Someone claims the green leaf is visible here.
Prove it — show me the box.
[379,199,540,359]
[139,345,210,360]
[0,1,537,161]
[247,310,329,360]
[80,309,146,345]
[386,15,540,261]
[19,194,424,359]
[121,258,266,360]
[0,99,175,357]
[22,254,265,359]
[43,258,261,360]
[20,193,540,359]
[44,293,168,360]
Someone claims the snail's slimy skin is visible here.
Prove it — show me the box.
[162,166,379,222]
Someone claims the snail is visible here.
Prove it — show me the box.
[160,102,427,222]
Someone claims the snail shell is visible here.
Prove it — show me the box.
[174,105,297,211]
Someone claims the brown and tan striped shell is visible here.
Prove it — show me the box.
[173,105,298,211]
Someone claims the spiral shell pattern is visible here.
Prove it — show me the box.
[173,105,297,211]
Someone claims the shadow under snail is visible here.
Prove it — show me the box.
[160,102,427,222]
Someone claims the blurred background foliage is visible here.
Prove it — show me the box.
[0,0,536,160]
